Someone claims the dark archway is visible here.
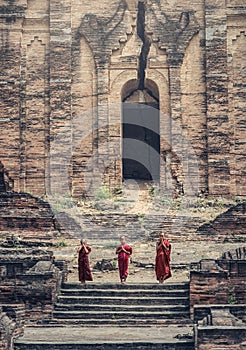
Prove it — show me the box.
[123,159,153,180]
[122,81,160,182]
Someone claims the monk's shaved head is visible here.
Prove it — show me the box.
[120,235,126,244]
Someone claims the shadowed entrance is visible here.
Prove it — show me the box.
[122,87,160,182]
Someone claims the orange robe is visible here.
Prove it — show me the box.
[117,244,132,281]
[155,239,172,281]
[78,246,93,282]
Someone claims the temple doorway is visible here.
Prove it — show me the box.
[122,85,160,182]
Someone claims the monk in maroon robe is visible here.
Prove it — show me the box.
[116,236,132,283]
[77,239,93,284]
[155,233,172,283]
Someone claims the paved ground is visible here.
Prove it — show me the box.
[15,326,193,344]
[53,240,241,284]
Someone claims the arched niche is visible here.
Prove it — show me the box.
[71,34,96,198]
[121,80,160,182]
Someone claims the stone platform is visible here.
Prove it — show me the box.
[14,282,194,350]
[14,326,194,350]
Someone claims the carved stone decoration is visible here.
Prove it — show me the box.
[77,0,129,63]
[0,0,245,199]
[146,0,200,66]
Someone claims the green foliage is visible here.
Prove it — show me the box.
[228,293,237,305]
[234,196,245,204]
[6,236,22,249]
[103,242,119,249]
[214,197,228,208]
[94,185,113,201]
[113,187,123,195]
[112,260,117,269]
[228,284,237,304]
[50,193,75,212]
[137,213,145,223]
[156,195,182,210]
[55,239,68,248]
[149,185,157,196]
[12,242,22,249]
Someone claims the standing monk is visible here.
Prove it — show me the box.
[77,239,93,284]
[116,236,132,284]
[155,233,172,283]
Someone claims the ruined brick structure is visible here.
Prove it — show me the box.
[190,247,246,314]
[0,247,68,321]
[0,305,25,350]
[194,305,246,350]
[0,192,60,239]
[0,0,245,198]
[197,202,246,242]
[190,247,246,349]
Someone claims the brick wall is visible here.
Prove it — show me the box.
[197,202,246,242]
[0,304,25,350]
[0,192,60,239]
[191,248,246,349]
[190,247,246,315]
[196,327,246,350]
[0,249,68,321]
[0,0,245,198]
[194,305,246,349]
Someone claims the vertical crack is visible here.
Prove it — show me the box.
[137,0,151,91]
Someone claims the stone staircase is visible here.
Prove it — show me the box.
[54,180,207,242]
[58,212,206,242]
[52,282,191,326]
[15,282,194,350]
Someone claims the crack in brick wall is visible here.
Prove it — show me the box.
[137,0,151,90]
[0,0,245,198]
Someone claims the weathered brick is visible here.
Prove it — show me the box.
[0,0,245,198]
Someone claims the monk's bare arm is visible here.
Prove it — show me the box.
[116,247,122,254]
[156,241,162,251]
[161,240,169,250]
[122,246,132,255]
[83,245,89,254]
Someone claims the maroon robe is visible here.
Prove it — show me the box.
[78,246,93,282]
[155,239,172,281]
[117,244,132,281]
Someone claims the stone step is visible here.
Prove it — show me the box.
[61,282,189,290]
[75,212,205,241]
[59,288,189,298]
[57,295,189,306]
[47,318,192,326]
[54,283,191,326]
[15,342,194,350]
[53,310,190,320]
[14,326,194,350]
[54,303,190,313]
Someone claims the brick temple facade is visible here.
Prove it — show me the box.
[0,0,245,198]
